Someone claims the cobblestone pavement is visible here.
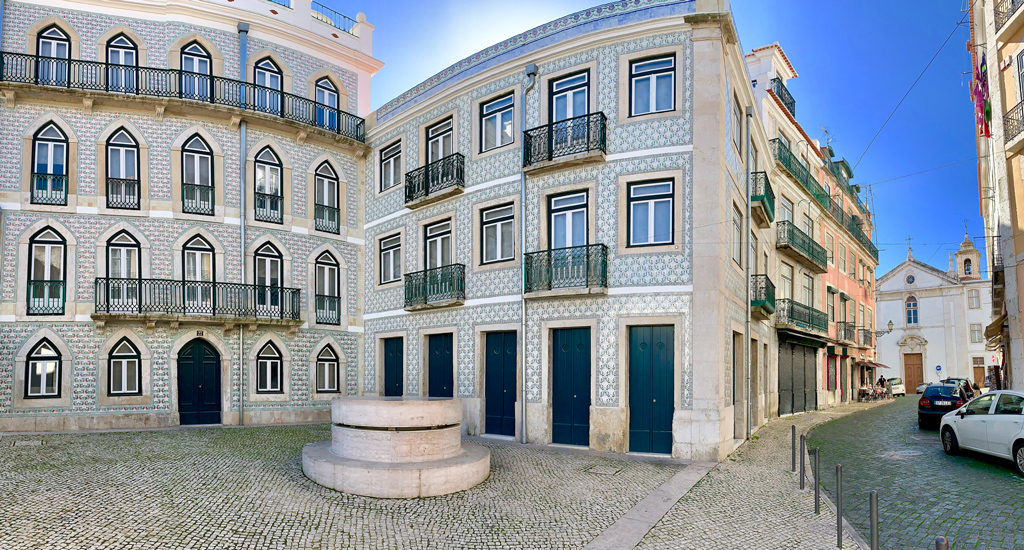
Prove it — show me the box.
[0,425,682,549]
[809,396,1024,550]
[637,402,881,550]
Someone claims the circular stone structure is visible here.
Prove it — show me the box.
[302,396,490,498]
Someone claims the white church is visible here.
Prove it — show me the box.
[875,236,997,391]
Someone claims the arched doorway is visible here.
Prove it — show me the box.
[177,338,221,425]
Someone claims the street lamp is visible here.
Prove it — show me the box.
[874,320,894,337]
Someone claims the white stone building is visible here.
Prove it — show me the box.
[876,237,995,390]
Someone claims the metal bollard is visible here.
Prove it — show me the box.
[836,464,843,548]
[869,490,879,550]
[791,425,796,472]
[799,434,806,490]
[935,536,949,550]
[813,448,820,515]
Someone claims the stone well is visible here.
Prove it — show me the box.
[302,396,490,498]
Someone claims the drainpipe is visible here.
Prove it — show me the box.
[237,22,249,426]
[519,63,537,445]
[744,107,753,440]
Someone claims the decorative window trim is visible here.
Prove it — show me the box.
[477,91,515,156]
[308,245,347,329]
[625,180,675,248]
[21,117,78,212]
[13,329,72,409]
[616,46,684,124]
[166,34,223,76]
[98,330,152,406]
[479,202,516,265]
[374,227,405,290]
[245,236,292,294]
[26,18,80,58]
[418,111,458,167]
[16,219,77,321]
[627,54,676,117]
[306,70,349,113]
[170,128,225,221]
[314,344,341,394]
[245,139,293,229]
[617,171,683,255]
[246,50,292,96]
[308,157,344,236]
[538,181,597,252]
[472,194,520,272]
[248,334,290,402]
[470,85,519,161]
[97,120,150,214]
[905,295,919,326]
[378,139,403,194]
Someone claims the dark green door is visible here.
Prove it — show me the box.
[485,331,517,436]
[428,333,454,398]
[628,325,674,454]
[177,339,221,425]
[552,327,590,446]
[383,337,403,397]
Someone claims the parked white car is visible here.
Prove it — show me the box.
[939,390,1024,476]
[888,377,906,397]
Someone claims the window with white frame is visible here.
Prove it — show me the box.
[426,119,453,164]
[732,205,742,265]
[28,227,66,315]
[254,147,283,223]
[838,243,847,274]
[968,289,980,309]
[905,296,919,325]
[480,94,514,152]
[970,323,983,343]
[108,338,141,395]
[424,220,452,269]
[106,34,138,93]
[848,252,856,278]
[315,251,341,325]
[630,55,674,116]
[628,180,673,247]
[826,233,834,264]
[315,77,339,130]
[379,142,401,192]
[827,291,835,321]
[779,196,793,223]
[780,262,794,300]
[25,339,60,398]
[316,345,340,393]
[256,342,282,393]
[379,234,401,284]
[802,274,814,306]
[481,204,514,264]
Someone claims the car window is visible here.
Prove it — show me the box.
[966,394,994,415]
[889,378,903,385]
[994,394,1024,415]
[924,386,955,398]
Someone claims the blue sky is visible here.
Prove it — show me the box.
[337,0,980,277]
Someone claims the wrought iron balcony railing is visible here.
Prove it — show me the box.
[106,178,140,210]
[858,328,874,347]
[524,244,608,293]
[94,277,300,319]
[996,0,1024,29]
[0,51,365,142]
[770,138,828,209]
[182,183,214,215]
[776,221,828,272]
[750,171,775,223]
[825,196,878,261]
[314,204,341,234]
[404,152,465,205]
[315,294,342,325]
[523,112,607,168]
[776,298,827,333]
[1006,99,1024,144]
[837,321,856,343]
[750,274,776,313]
[254,192,284,223]
[27,280,65,315]
[404,264,466,309]
[770,77,796,116]
[30,173,67,205]
[311,1,358,34]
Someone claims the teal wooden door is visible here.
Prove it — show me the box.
[383,337,403,397]
[552,327,590,446]
[484,331,517,436]
[177,339,221,425]
[428,333,454,398]
[628,326,674,453]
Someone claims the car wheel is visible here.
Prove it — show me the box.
[942,427,959,456]
[1014,441,1024,477]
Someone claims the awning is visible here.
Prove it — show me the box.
[985,313,1007,341]
[856,361,890,369]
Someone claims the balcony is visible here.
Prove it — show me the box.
[770,139,828,209]
[992,248,1006,313]
[92,278,301,329]
[30,173,67,205]
[524,244,608,299]
[27,280,65,315]
[0,52,365,143]
[770,77,796,117]
[775,298,827,334]
[106,178,140,210]
[254,192,283,224]
[824,196,878,261]
[404,264,466,311]
[311,1,358,34]
[997,0,1024,39]
[858,328,874,348]
[523,112,606,173]
[776,221,827,273]
[750,274,776,321]
[314,204,341,234]
[750,171,775,228]
[1006,99,1024,150]
[315,294,342,325]
[182,183,214,215]
[404,152,465,209]
[837,321,856,344]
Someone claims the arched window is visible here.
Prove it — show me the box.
[315,251,340,325]
[182,235,214,313]
[256,342,282,393]
[314,77,338,129]
[254,147,283,223]
[316,345,340,393]
[314,161,340,234]
[964,259,973,276]
[254,242,282,316]
[25,339,61,398]
[180,41,211,100]
[31,123,69,205]
[108,338,141,395]
[182,134,213,215]
[28,227,66,315]
[253,57,282,114]
[905,296,919,326]
[36,25,70,86]
[106,128,140,209]
[105,230,141,311]
[106,34,138,93]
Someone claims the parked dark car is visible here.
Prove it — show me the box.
[941,378,978,400]
[919,384,968,429]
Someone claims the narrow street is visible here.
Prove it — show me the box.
[809,396,1024,549]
